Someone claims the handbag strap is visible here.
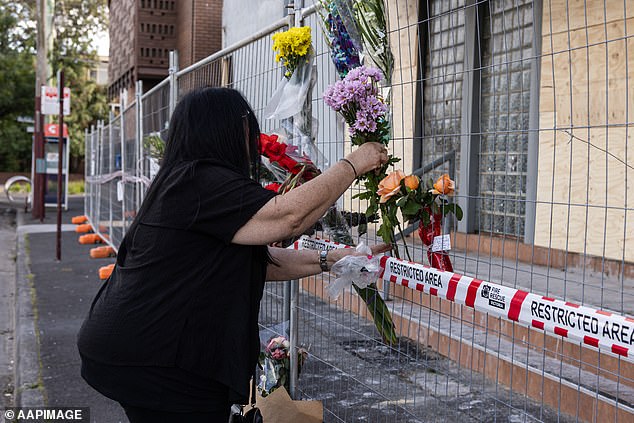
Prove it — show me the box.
[250,368,257,407]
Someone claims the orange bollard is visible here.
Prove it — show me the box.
[71,215,88,224]
[79,234,108,244]
[90,246,116,259]
[98,264,115,280]
[75,224,93,233]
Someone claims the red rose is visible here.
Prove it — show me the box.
[264,183,281,193]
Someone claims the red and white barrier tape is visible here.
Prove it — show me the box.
[289,235,354,251]
[291,236,634,361]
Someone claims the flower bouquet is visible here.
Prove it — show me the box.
[322,67,400,345]
[259,132,320,194]
[318,0,393,84]
[392,173,463,271]
[258,336,308,397]
[318,0,361,79]
[265,27,315,121]
[272,26,313,79]
[323,66,402,249]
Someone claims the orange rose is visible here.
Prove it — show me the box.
[377,170,406,203]
[404,175,419,190]
[430,174,455,195]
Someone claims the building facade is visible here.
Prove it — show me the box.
[108,0,223,103]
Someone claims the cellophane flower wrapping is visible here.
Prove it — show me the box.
[264,50,316,121]
[320,208,398,345]
[259,132,321,194]
[257,336,307,397]
[319,0,362,78]
[328,243,382,299]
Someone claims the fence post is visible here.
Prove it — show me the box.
[109,110,115,239]
[96,124,101,233]
[169,51,179,118]
[85,127,90,221]
[120,97,126,233]
[288,0,304,401]
[136,80,144,207]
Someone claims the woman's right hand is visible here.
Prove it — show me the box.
[345,142,389,176]
[233,143,389,246]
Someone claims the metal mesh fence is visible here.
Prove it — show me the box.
[83,1,633,421]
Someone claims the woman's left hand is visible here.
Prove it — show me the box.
[326,243,392,269]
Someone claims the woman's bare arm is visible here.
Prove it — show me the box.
[265,244,391,281]
[231,142,387,246]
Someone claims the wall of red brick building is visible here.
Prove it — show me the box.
[109,0,222,101]
[176,0,222,70]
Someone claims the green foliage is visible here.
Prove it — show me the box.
[64,79,109,170]
[67,179,85,194]
[0,0,36,172]
[51,0,109,172]
[143,133,166,162]
[0,0,108,173]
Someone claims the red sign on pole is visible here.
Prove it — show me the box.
[44,123,69,138]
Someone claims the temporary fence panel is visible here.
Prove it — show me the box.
[293,1,633,422]
[82,0,633,421]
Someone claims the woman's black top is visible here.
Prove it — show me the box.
[77,160,277,409]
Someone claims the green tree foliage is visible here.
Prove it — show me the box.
[0,1,36,172]
[51,0,109,172]
[0,0,109,173]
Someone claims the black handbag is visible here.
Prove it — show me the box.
[228,373,262,423]
[228,404,263,423]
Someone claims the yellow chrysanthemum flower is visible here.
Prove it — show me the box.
[271,26,312,79]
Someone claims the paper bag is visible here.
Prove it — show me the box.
[256,387,323,423]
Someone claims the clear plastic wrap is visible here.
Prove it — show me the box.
[327,243,382,299]
[264,52,316,121]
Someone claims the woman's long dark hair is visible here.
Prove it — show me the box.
[122,87,262,255]
[161,87,261,177]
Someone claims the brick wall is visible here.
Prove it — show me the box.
[108,0,136,99]
[175,0,193,67]
[193,0,223,63]
[175,0,222,69]
[109,0,222,99]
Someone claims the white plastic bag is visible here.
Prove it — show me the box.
[327,243,382,300]
[264,52,316,120]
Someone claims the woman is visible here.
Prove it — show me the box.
[77,87,389,422]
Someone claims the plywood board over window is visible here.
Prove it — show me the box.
[534,0,634,263]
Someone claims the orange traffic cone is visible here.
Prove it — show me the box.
[79,234,109,244]
[98,264,115,280]
[71,215,88,224]
[75,224,93,234]
[90,246,116,259]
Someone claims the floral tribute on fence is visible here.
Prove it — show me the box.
[380,171,463,272]
[259,133,320,194]
[258,130,396,344]
[260,1,463,348]
[265,26,315,122]
[258,336,308,397]
[316,0,400,345]
[271,26,313,79]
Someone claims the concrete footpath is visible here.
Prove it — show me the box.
[1,197,127,422]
